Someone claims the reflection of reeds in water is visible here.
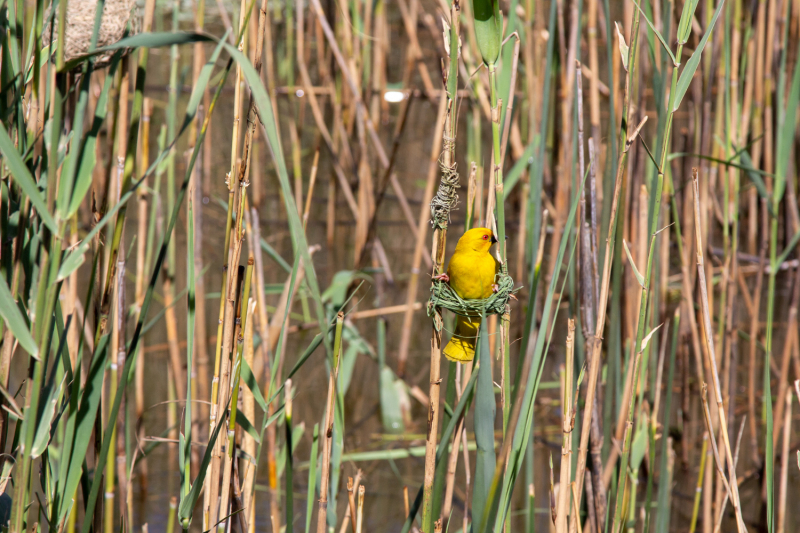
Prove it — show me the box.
[4,0,800,531]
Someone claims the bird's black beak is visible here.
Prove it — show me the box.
[491,234,498,244]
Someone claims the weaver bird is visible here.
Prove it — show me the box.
[433,227,499,363]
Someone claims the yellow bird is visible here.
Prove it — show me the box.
[434,227,499,363]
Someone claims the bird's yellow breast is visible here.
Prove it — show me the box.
[447,250,497,300]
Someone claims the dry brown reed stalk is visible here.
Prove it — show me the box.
[134,95,153,495]
[556,319,576,533]
[403,485,410,521]
[570,482,583,533]
[692,172,746,533]
[397,96,448,376]
[317,312,345,533]
[354,116,375,263]
[303,150,320,230]
[776,389,792,533]
[582,470,597,533]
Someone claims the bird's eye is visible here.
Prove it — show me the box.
[483,234,488,240]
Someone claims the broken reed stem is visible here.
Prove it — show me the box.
[347,477,358,533]
[355,486,365,533]
[317,312,344,533]
[691,169,746,533]
[339,472,363,533]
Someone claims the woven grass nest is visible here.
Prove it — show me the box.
[43,0,140,67]
[427,272,517,321]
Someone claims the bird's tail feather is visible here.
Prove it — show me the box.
[443,315,481,363]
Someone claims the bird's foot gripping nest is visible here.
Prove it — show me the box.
[427,272,517,325]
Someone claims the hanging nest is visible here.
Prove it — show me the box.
[42,0,140,68]
[427,272,517,322]
[426,134,518,322]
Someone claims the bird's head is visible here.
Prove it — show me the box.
[455,227,497,254]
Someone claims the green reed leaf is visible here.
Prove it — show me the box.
[673,0,726,111]
[631,0,676,65]
[0,275,37,357]
[677,0,699,44]
[0,121,58,234]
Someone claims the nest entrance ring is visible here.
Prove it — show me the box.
[427,273,516,325]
